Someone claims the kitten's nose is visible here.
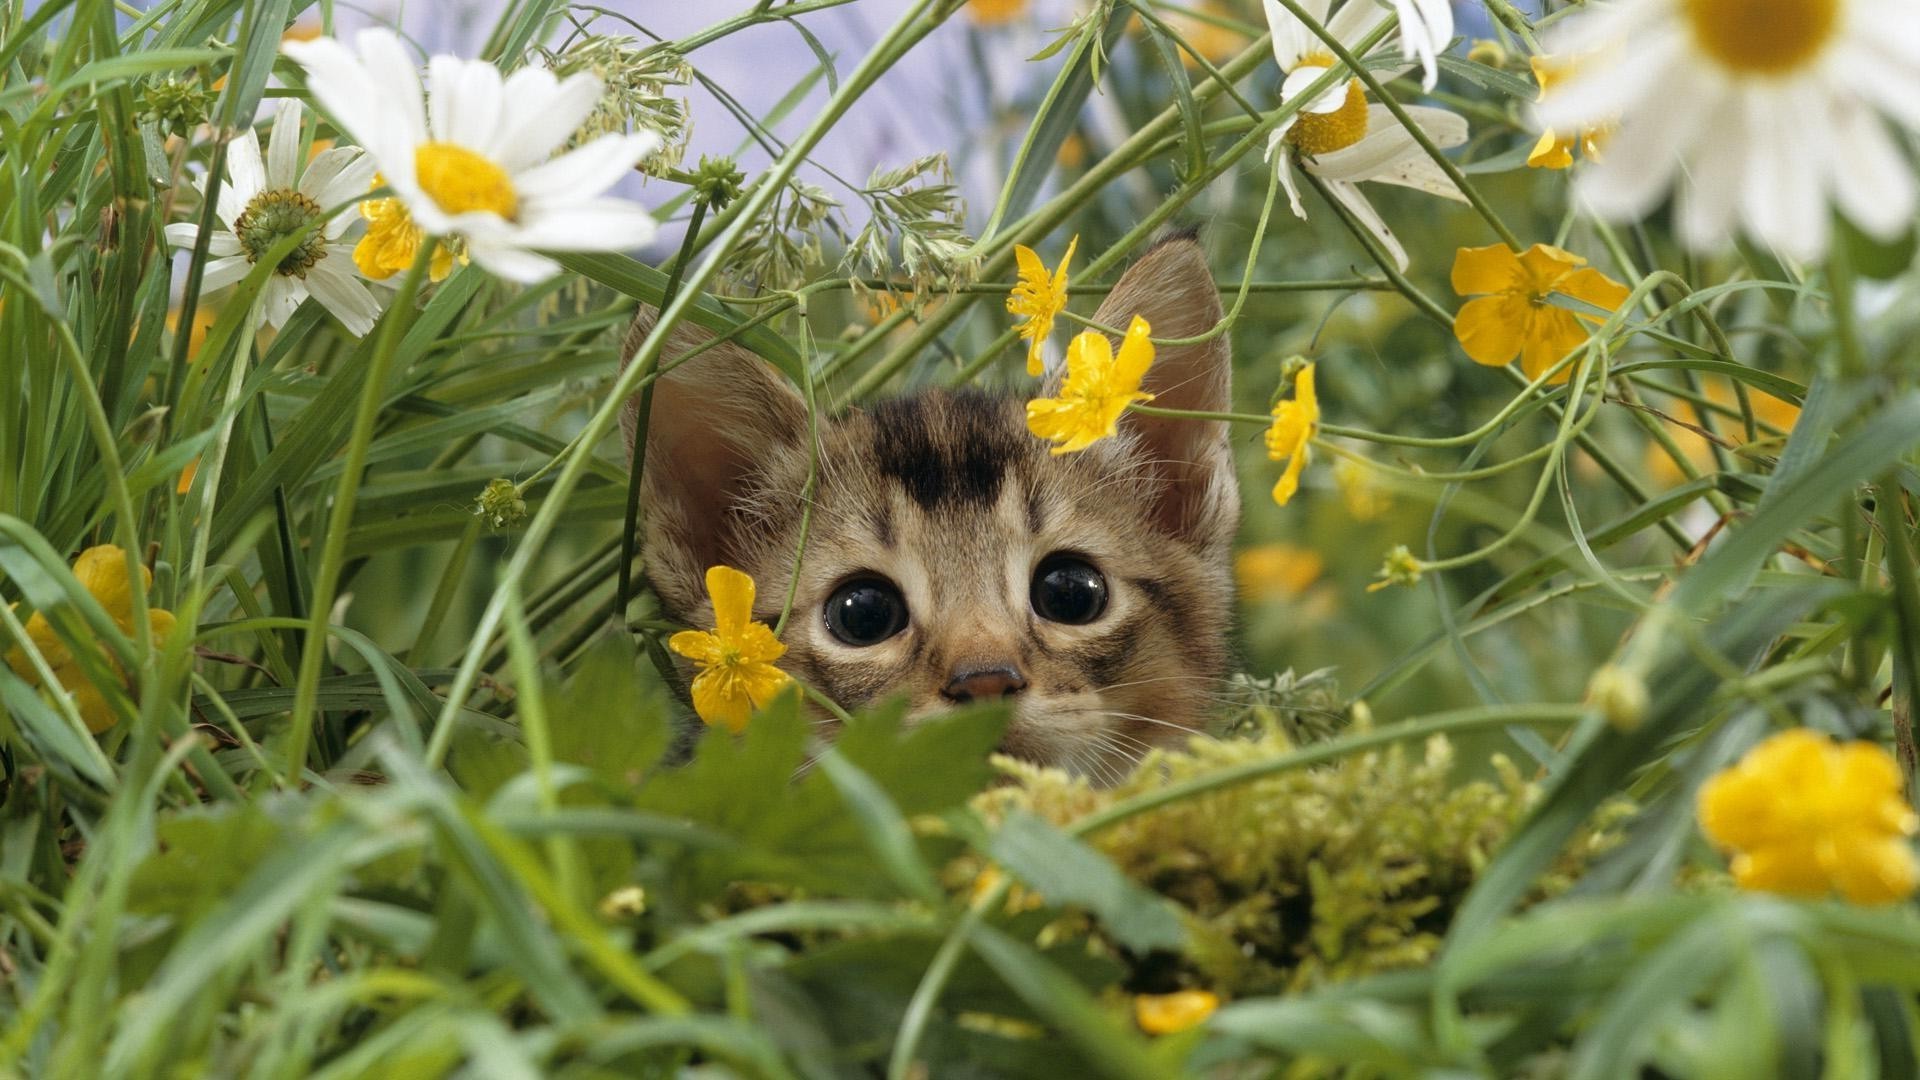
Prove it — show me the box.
[942,666,1028,703]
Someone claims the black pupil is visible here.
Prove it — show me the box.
[1032,558,1107,624]
[825,581,906,645]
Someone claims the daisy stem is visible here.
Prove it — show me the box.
[620,196,711,616]
[1269,0,1524,251]
[284,238,436,786]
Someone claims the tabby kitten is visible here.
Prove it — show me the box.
[622,234,1239,777]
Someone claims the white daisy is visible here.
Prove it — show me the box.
[1264,0,1470,271]
[166,98,384,336]
[284,29,663,284]
[1536,0,1920,262]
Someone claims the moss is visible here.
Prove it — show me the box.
[970,724,1630,997]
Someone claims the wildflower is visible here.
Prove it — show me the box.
[1264,362,1317,506]
[1585,663,1649,730]
[969,0,1028,26]
[1235,544,1325,602]
[1263,0,1469,271]
[473,478,527,531]
[1525,54,1607,170]
[1646,379,1802,487]
[1134,990,1220,1035]
[1698,729,1919,905]
[1534,0,1920,262]
[4,546,176,733]
[176,458,199,496]
[286,29,663,284]
[354,176,461,282]
[1451,243,1630,384]
[1334,457,1388,520]
[1008,236,1077,376]
[1366,544,1422,592]
[165,99,384,335]
[1025,316,1156,454]
[668,566,793,733]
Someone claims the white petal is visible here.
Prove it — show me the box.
[513,198,659,251]
[166,222,244,257]
[227,124,265,203]
[1573,71,1718,222]
[357,30,429,147]
[1535,27,1689,132]
[199,254,252,292]
[261,275,305,330]
[1837,37,1920,129]
[511,131,661,201]
[1327,0,1387,52]
[265,97,302,191]
[1282,65,1350,114]
[1264,0,1319,69]
[493,70,604,173]
[302,147,376,209]
[465,240,560,283]
[1365,154,1466,202]
[305,258,383,336]
[1675,122,1745,251]
[1274,148,1309,217]
[1311,104,1463,179]
[1828,102,1916,241]
[1323,178,1408,272]
[1738,89,1827,262]
[427,55,505,151]
[1391,0,1448,89]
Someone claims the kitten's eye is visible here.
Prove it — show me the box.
[1031,555,1108,625]
[824,578,909,646]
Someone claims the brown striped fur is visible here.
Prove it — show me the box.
[621,235,1238,780]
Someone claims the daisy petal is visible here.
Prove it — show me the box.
[304,258,382,337]
[494,70,604,173]
[1323,178,1408,272]
[199,255,252,292]
[514,198,661,252]
[465,240,560,284]
[227,125,266,203]
[265,98,303,191]
[1829,101,1916,240]
[512,131,661,200]
[428,55,504,151]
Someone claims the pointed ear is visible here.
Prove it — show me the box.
[1089,233,1240,548]
[620,309,807,618]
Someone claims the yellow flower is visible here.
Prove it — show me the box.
[667,566,793,734]
[1134,990,1219,1035]
[1646,378,1802,487]
[1008,236,1077,377]
[969,0,1027,26]
[1698,729,1919,905]
[1451,244,1631,384]
[1264,363,1317,506]
[4,545,176,733]
[354,175,461,283]
[1526,55,1609,170]
[1235,544,1324,603]
[1366,544,1423,593]
[1025,316,1156,455]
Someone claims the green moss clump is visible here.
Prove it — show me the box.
[973,726,1629,997]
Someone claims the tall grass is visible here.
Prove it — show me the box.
[4,0,1920,1076]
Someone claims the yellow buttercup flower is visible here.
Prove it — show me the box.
[1235,544,1324,603]
[1526,55,1609,170]
[1264,363,1317,506]
[1698,729,1919,905]
[1334,458,1388,521]
[1134,990,1220,1035]
[1025,315,1156,455]
[668,566,793,733]
[1451,244,1631,384]
[4,545,176,733]
[355,175,461,283]
[1008,236,1077,377]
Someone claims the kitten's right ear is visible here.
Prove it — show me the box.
[620,308,807,617]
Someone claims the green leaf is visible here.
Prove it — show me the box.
[989,810,1185,954]
[546,636,671,789]
[1838,215,1917,281]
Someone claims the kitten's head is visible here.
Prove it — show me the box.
[624,235,1239,777]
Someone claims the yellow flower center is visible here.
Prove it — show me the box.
[1683,0,1840,76]
[1288,78,1369,156]
[414,141,518,219]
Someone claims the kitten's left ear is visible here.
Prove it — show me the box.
[1088,232,1240,548]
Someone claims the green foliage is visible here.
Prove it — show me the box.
[6,0,1920,1076]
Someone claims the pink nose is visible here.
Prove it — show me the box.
[942,667,1028,703]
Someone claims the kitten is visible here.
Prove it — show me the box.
[622,234,1239,778]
